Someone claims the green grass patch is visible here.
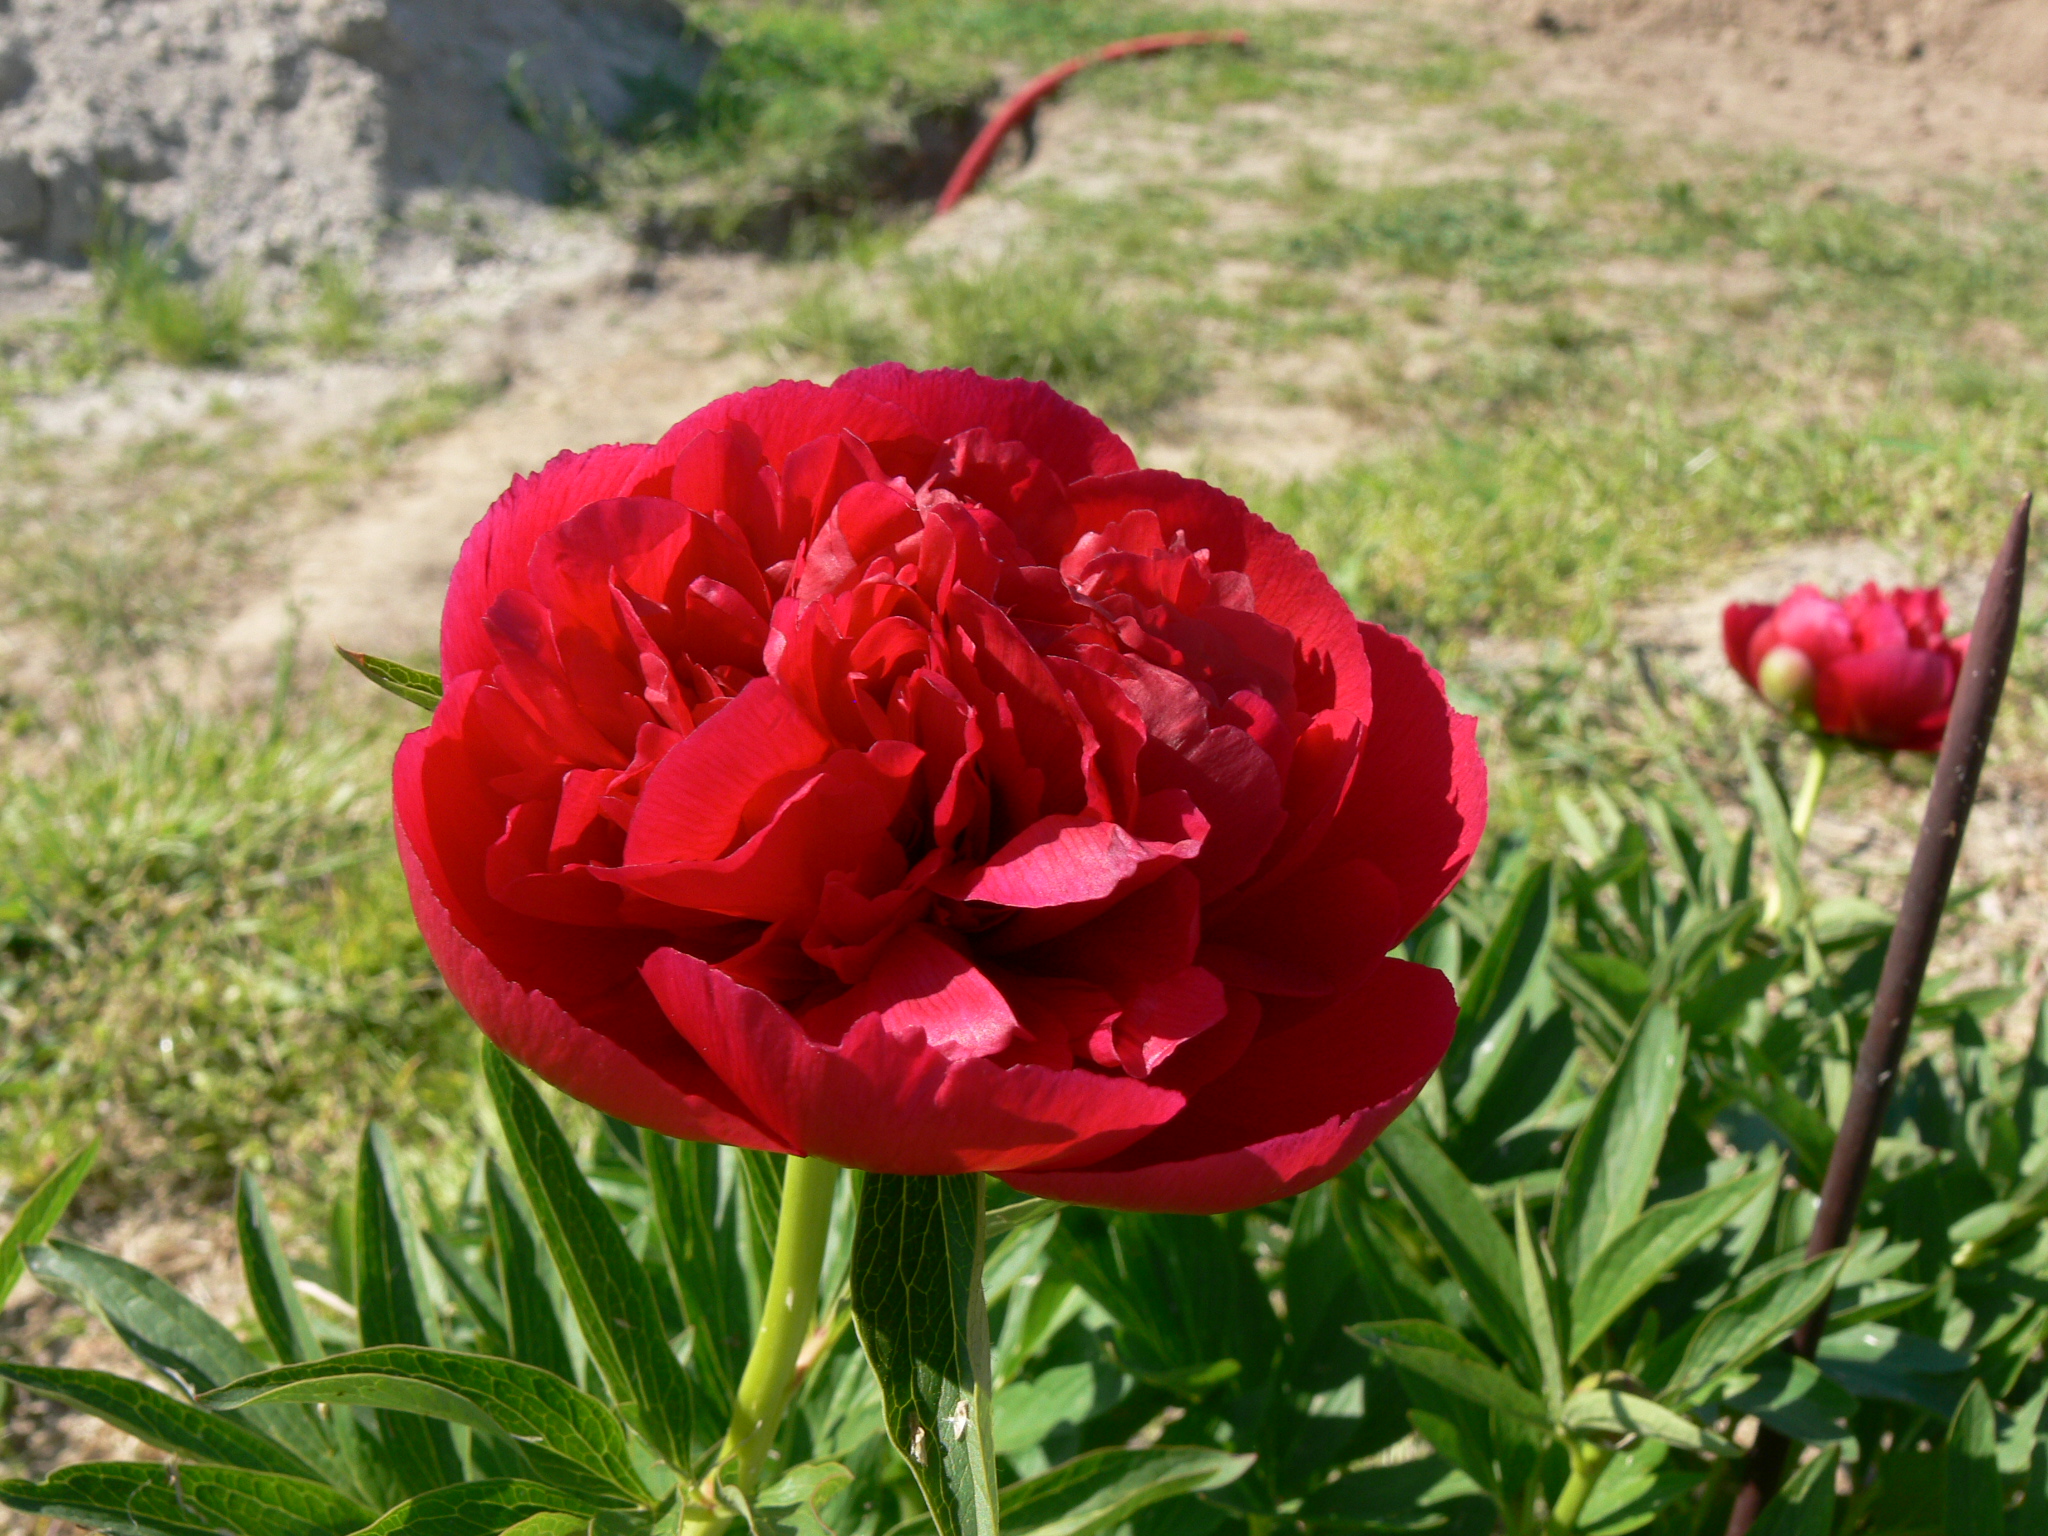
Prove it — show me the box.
[90,215,252,369]
[0,685,468,1210]
[301,254,385,358]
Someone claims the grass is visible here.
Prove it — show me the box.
[0,680,470,1212]
[302,254,384,358]
[90,215,252,369]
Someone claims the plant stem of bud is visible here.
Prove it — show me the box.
[1788,737,1835,850]
[1546,1439,1613,1535]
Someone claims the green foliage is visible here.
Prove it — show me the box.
[302,255,385,358]
[2,1055,1259,1535]
[91,212,252,368]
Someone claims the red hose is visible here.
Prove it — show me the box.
[934,30,1251,214]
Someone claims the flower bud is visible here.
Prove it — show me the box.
[1756,645,1817,713]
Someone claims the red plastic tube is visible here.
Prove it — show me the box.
[934,30,1251,214]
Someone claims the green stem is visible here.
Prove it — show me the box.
[1546,1439,1613,1536]
[1789,737,1836,850]
[721,1155,842,1496]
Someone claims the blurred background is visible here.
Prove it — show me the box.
[3,0,2045,1505]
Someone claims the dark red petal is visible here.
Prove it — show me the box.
[832,363,1138,484]
[394,721,785,1149]
[623,678,832,864]
[1722,603,1774,687]
[1815,648,1958,751]
[642,938,1183,1174]
[1066,472,1371,717]
[444,444,651,679]
[1759,586,1854,672]
[1004,957,1454,1213]
[931,811,1204,909]
[1313,623,1486,941]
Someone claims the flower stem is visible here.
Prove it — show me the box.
[1789,737,1836,850]
[722,1155,841,1496]
[1546,1439,1613,1535]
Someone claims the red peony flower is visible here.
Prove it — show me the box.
[395,366,1485,1213]
[1723,582,1967,752]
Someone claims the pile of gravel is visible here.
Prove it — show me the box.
[0,0,699,267]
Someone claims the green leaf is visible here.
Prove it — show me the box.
[2016,1443,2047,1536]
[498,1518,592,1536]
[1946,1379,2005,1536]
[357,1123,464,1497]
[643,1131,746,1420]
[1559,1390,1736,1456]
[205,1346,651,1507]
[1374,1116,1537,1383]
[1553,1004,1688,1287]
[1718,1356,1855,1446]
[850,1172,998,1536]
[0,1461,372,1536]
[0,1137,96,1307]
[486,1157,577,1385]
[1578,1446,1701,1536]
[1815,1324,1972,1419]
[1666,1251,1847,1402]
[337,646,443,711]
[1569,1165,1778,1362]
[351,1478,602,1535]
[235,1171,321,1369]
[483,1046,695,1468]
[1515,1187,1566,1410]
[0,1363,320,1479]
[1749,1444,1838,1536]
[991,1362,1125,1459]
[1446,861,1555,1117]
[23,1239,334,1474]
[724,1462,855,1536]
[1350,1327,1550,1426]
[995,1445,1255,1536]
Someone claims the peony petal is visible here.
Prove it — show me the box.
[644,941,1183,1173]
[800,924,1017,1061]
[1722,603,1774,686]
[933,807,1204,909]
[623,677,833,864]
[1752,586,1854,675]
[444,444,651,679]
[394,722,785,1149]
[833,363,1139,484]
[1005,958,1455,1213]
[1067,472,1373,718]
[1815,647,1958,751]
[1310,624,1486,941]
[637,379,925,478]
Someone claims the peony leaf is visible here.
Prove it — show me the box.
[993,1444,1254,1536]
[0,1136,97,1308]
[349,1478,601,1535]
[0,1363,320,1481]
[0,1461,372,1536]
[1558,1389,1736,1457]
[355,1123,464,1497]
[1945,1379,2004,1536]
[485,1156,578,1387]
[1551,1003,1688,1289]
[483,1046,697,1471]
[850,1172,999,1536]
[1351,1326,1551,1427]
[1749,1445,1839,1536]
[1568,1163,1778,1363]
[336,646,443,711]
[1374,1116,1538,1386]
[235,1172,320,1369]
[203,1346,650,1507]
[1666,1251,1848,1403]
[643,1131,748,1422]
[23,1239,334,1475]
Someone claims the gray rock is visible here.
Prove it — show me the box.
[0,151,44,237]
[0,36,33,108]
